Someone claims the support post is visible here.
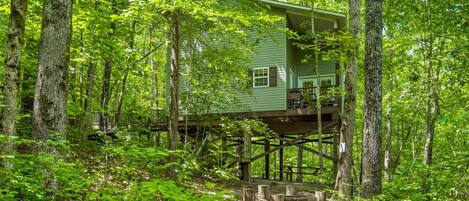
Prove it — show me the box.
[332,132,338,178]
[264,139,270,179]
[297,142,303,182]
[240,129,252,181]
[279,138,284,181]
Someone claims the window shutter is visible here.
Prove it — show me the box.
[248,68,253,88]
[269,66,277,87]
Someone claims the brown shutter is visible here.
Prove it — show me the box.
[248,68,253,88]
[269,66,277,87]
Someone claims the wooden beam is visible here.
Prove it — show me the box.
[303,146,338,162]
[252,134,308,161]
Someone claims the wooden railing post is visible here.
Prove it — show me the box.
[315,191,325,201]
[272,194,284,201]
[242,186,254,201]
[285,185,297,196]
[257,185,271,201]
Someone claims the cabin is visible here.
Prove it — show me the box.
[169,0,346,183]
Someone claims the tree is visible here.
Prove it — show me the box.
[33,0,72,141]
[383,36,394,180]
[421,0,439,195]
[167,9,180,178]
[32,0,72,197]
[1,0,28,168]
[100,0,118,131]
[335,0,360,199]
[361,0,383,198]
[310,0,324,174]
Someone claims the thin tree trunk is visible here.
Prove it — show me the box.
[149,27,160,123]
[32,0,72,198]
[115,72,128,126]
[100,0,117,131]
[384,87,392,180]
[167,10,180,179]
[361,0,383,198]
[115,22,135,126]
[392,122,412,171]
[335,0,360,199]
[80,62,96,144]
[101,59,112,131]
[422,0,439,195]
[311,0,324,172]
[384,34,395,181]
[2,0,27,169]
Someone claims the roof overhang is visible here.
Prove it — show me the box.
[259,0,346,29]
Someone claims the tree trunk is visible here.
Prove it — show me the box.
[361,0,383,198]
[100,0,117,131]
[335,0,360,199]
[2,0,27,168]
[32,0,72,198]
[311,0,324,172]
[115,72,128,126]
[80,62,96,144]
[167,10,180,179]
[100,59,112,131]
[149,27,160,123]
[384,88,392,180]
[33,0,72,141]
[422,0,439,194]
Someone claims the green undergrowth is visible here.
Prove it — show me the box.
[0,133,236,200]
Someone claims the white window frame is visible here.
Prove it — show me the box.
[253,67,270,88]
[297,74,336,88]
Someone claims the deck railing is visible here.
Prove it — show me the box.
[287,86,337,109]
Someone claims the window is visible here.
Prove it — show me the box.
[253,67,269,87]
[320,77,334,87]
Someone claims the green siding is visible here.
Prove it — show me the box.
[291,45,336,87]
[236,8,287,112]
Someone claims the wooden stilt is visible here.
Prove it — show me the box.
[265,139,270,179]
[240,129,252,181]
[273,146,277,180]
[279,138,284,181]
[297,142,303,182]
[332,132,338,178]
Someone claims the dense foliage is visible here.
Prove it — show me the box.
[0,0,468,200]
